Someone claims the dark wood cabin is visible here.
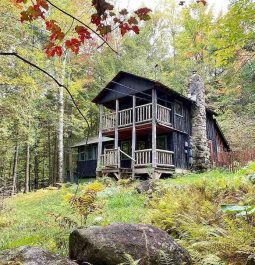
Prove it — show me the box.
[73,71,230,179]
[72,137,114,178]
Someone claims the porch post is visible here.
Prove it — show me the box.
[131,95,136,179]
[152,88,157,169]
[97,105,103,171]
[115,99,119,149]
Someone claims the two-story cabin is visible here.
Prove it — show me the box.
[72,71,230,179]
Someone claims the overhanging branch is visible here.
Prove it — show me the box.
[45,0,118,54]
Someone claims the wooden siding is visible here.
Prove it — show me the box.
[207,113,230,163]
[172,132,190,169]
[94,75,154,105]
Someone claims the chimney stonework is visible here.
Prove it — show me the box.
[188,74,210,171]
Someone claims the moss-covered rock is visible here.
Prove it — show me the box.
[69,223,191,265]
[0,246,77,265]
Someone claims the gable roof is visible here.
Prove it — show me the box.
[92,71,218,117]
[71,136,113,148]
[92,71,193,105]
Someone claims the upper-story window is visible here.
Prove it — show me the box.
[174,101,183,131]
[175,101,183,117]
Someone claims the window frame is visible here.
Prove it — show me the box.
[174,100,184,117]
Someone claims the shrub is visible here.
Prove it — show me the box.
[150,176,255,264]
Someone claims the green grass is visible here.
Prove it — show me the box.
[1,163,255,264]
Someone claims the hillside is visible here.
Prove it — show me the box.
[1,165,255,265]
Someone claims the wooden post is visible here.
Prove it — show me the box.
[115,99,119,150]
[152,88,157,170]
[132,96,136,179]
[97,105,103,171]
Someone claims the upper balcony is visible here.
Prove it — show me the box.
[102,103,172,132]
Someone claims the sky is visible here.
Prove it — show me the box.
[116,0,230,14]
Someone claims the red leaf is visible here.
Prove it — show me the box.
[75,26,91,43]
[135,7,152,21]
[128,16,138,25]
[119,23,130,36]
[65,38,81,54]
[55,46,63,56]
[91,13,101,26]
[132,25,139,34]
[37,0,49,10]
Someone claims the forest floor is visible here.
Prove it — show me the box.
[1,164,255,265]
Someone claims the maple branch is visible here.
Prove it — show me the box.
[0,52,91,132]
[45,0,118,54]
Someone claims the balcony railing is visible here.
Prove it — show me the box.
[102,103,172,131]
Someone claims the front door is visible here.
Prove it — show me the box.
[120,140,132,168]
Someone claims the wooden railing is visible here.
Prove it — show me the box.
[156,149,174,167]
[100,149,119,168]
[102,103,172,130]
[100,148,175,169]
[157,105,171,125]
[119,108,133,127]
[102,112,115,131]
[136,103,152,123]
[135,149,152,166]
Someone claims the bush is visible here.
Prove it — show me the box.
[150,176,255,265]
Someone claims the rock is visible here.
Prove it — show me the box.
[69,223,192,265]
[136,180,154,193]
[0,246,77,265]
[247,255,255,265]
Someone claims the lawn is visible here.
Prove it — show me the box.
[1,163,255,264]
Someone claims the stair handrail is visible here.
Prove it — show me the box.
[118,147,136,162]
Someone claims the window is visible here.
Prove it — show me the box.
[79,152,85,161]
[175,102,183,116]
[157,135,167,150]
[79,145,97,161]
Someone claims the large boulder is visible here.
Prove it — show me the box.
[69,223,192,265]
[0,246,77,265]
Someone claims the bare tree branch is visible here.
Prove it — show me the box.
[45,0,118,54]
[0,52,91,132]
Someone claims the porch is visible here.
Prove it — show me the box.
[99,148,175,179]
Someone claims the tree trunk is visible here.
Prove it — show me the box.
[34,143,39,190]
[25,143,30,193]
[53,133,57,186]
[58,55,67,183]
[12,143,19,194]
[47,125,52,185]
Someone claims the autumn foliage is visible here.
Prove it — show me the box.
[14,0,152,58]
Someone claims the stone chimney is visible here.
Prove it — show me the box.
[188,73,210,171]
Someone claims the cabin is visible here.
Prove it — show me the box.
[72,71,230,179]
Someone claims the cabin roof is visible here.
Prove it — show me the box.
[92,71,194,105]
[71,136,114,148]
[92,71,218,116]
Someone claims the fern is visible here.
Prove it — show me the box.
[159,250,175,265]
[118,253,141,265]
